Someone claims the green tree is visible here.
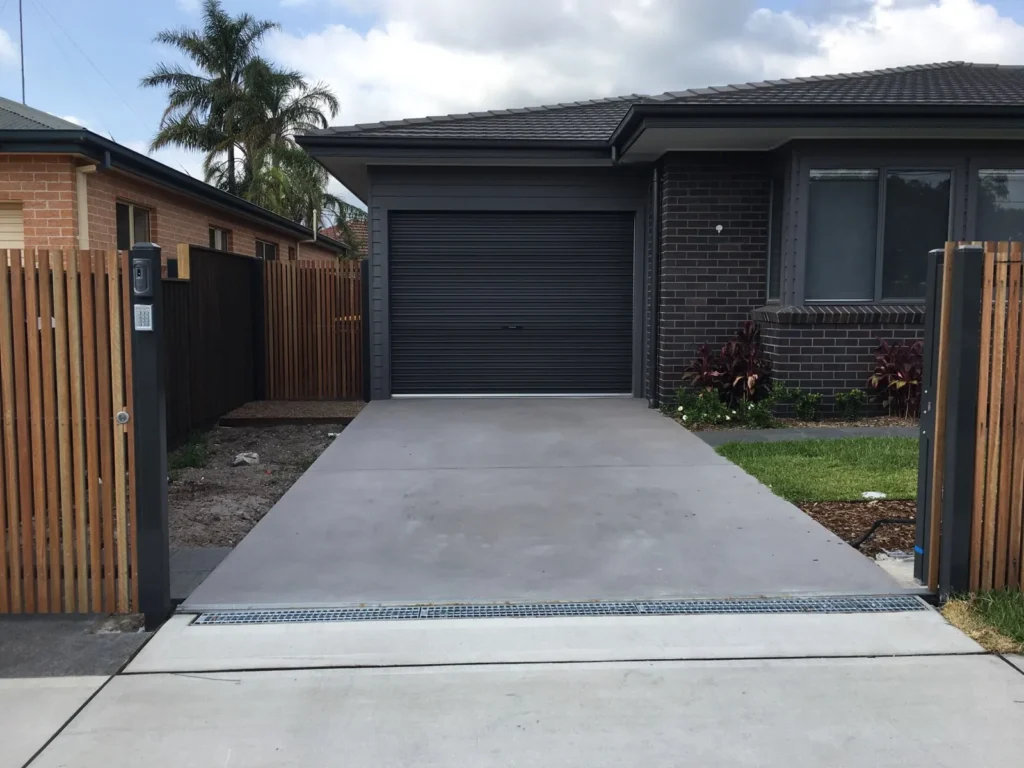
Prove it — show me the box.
[141,0,277,195]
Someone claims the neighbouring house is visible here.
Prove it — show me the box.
[321,218,367,258]
[299,61,1024,404]
[0,98,346,266]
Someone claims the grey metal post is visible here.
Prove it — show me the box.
[915,248,945,583]
[129,244,171,628]
[938,244,985,600]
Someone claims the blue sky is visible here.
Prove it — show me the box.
[2,0,1024,202]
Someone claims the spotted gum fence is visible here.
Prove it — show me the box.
[0,249,136,614]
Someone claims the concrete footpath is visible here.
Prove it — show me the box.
[16,607,1024,767]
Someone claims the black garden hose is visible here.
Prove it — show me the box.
[850,518,915,550]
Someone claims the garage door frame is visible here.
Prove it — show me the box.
[366,168,650,399]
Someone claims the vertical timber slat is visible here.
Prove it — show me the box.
[971,244,996,590]
[928,243,955,592]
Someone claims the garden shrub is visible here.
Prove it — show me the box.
[868,339,923,417]
[682,321,771,406]
[794,392,823,421]
[834,389,866,420]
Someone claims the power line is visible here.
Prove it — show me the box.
[30,0,153,134]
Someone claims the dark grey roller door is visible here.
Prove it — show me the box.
[390,211,634,394]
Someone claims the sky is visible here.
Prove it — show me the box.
[1,0,1024,208]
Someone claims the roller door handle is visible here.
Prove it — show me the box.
[502,324,524,330]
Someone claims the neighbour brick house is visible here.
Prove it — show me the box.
[301,62,1024,408]
[0,99,345,264]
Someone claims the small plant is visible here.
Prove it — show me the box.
[681,321,771,407]
[834,389,866,420]
[669,388,738,429]
[766,381,799,406]
[169,432,209,471]
[744,399,777,428]
[868,339,923,417]
[794,392,823,421]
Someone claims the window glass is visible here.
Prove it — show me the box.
[806,170,878,301]
[116,202,131,250]
[209,227,229,250]
[767,176,783,301]
[132,206,150,244]
[256,240,278,261]
[977,170,1024,241]
[882,170,951,299]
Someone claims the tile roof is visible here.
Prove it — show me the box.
[0,97,84,131]
[321,218,367,256]
[309,62,1024,145]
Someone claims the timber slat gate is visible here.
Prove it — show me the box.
[919,241,1024,597]
[264,259,362,400]
[0,249,136,614]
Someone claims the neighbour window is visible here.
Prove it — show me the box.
[287,246,296,260]
[208,226,230,251]
[115,202,151,250]
[767,176,783,301]
[805,168,950,302]
[255,239,278,261]
[977,170,1024,242]
[0,203,25,249]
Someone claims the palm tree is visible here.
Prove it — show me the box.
[141,0,277,194]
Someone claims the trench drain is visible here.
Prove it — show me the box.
[193,595,926,626]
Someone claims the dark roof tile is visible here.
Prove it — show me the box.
[309,62,1024,144]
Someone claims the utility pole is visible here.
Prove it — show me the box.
[19,0,25,104]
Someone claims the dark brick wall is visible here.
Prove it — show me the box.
[656,153,770,400]
[754,306,925,412]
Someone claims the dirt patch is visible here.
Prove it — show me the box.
[221,400,364,420]
[942,600,1024,654]
[798,499,916,557]
[168,423,345,548]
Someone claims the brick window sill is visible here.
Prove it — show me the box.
[751,304,925,325]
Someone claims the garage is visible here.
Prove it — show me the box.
[389,211,635,395]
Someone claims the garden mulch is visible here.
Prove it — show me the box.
[798,499,916,558]
[169,423,347,549]
[682,414,918,432]
[219,399,365,426]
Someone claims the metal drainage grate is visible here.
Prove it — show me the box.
[193,595,926,626]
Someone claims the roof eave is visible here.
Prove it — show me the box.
[610,102,1024,152]
[297,132,609,153]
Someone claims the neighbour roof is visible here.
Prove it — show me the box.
[307,62,1024,145]
[0,98,83,130]
[0,98,345,252]
[320,218,367,257]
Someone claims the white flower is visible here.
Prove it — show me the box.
[731,410,736,415]
[682,415,687,421]
[725,416,731,421]
[677,406,683,412]
[749,403,754,409]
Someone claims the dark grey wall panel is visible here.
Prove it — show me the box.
[367,165,649,398]
[390,211,634,394]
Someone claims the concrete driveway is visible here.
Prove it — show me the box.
[184,398,899,610]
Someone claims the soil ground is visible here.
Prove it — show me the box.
[798,499,916,557]
[168,423,347,548]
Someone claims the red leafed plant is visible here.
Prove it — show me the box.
[867,339,923,417]
[683,321,771,406]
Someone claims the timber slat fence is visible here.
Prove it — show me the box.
[264,259,362,400]
[0,249,136,614]
[970,242,1024,591]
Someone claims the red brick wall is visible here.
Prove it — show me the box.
[0,154,78,247]
[85,167,338,260]
[0,153,341,260]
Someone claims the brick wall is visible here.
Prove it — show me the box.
[85,167,337,260]
[755,306,925,413]
[0,153,339,260]
[656,153,771,400]
[0,154,78,247]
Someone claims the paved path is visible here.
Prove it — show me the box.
[184,398,900,610]
[697,425,919,447]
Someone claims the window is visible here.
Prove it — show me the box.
[255,239,278,261]
[805,167,950,302]
[287,246,295,261]
[209,226,230,251]
[977,170,1024,242]
[767,176,783,301]
[0,203,24,249]
[116,202,151,250]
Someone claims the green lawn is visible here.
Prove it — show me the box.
[970,591,1024,646]
[715,437,919,503]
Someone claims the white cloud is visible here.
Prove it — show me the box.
[0,27,18,65]
[60,115,88,128]
[267,0,1024,130]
